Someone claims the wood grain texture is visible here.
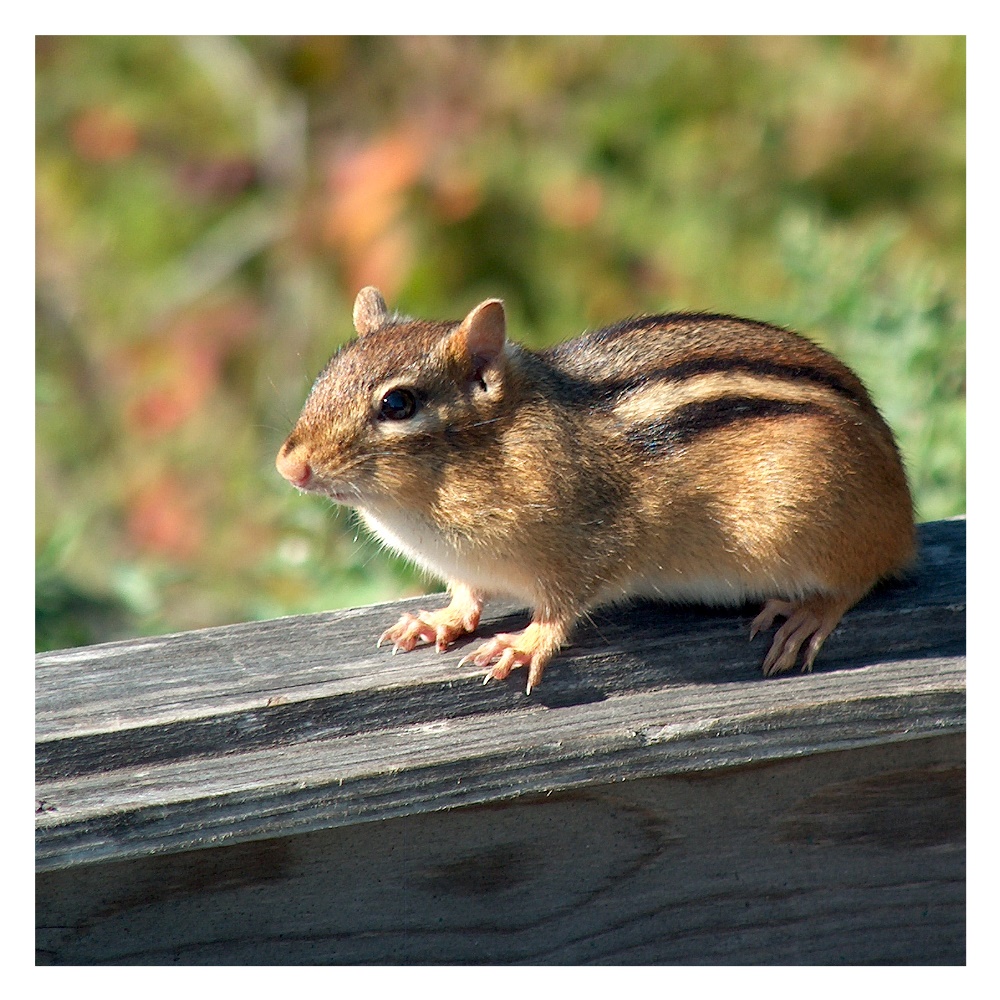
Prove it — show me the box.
[35,518,965,964]
[36,736,964,965]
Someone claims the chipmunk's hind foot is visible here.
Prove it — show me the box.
[750,593,857,677]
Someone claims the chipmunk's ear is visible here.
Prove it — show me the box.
[452,299,506,376]
[353,286,389,336]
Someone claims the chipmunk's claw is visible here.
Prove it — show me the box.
[383,606,565,695]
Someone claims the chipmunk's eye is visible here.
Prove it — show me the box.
[379,388,419,421]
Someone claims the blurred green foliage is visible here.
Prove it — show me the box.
[35,36,965,652]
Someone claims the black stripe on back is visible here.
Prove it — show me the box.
[546,359,870,415]
[545,314,872,411]
[624,396,830,454]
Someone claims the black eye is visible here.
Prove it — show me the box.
[379,388,419,421]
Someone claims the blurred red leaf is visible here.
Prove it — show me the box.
[119,300,259,437]
[431,166,482,222]
[70,106,139,163]
[323,130,429,295]
[126,474,205,561]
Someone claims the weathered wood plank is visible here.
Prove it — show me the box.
[35,653,964,870]
[36,518,965,873]
[36,735,964,965]
[35,519,966,740]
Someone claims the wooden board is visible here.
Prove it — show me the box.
[35,518,965,964]
[37,735,964,964]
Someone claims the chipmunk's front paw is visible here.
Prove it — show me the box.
[458,621,564,694]
[378,584,484,655]
[379,605,479,654]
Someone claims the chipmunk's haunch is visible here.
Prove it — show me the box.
[277,287,915,693]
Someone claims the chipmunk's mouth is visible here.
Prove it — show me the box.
[320,482,365,506]
[277,446,367,507]
[324,490,355,505]
[279,461,352,505]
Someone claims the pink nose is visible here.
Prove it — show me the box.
[275,443,312,488]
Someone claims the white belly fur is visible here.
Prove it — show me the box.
[359,507,537,599]
[361,506,826,610]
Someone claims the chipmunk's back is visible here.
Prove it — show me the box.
[530,310,914,609]
[541,312,884,428]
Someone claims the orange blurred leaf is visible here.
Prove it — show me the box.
[126,474,205,561]
[323,130,429,295]
[118,300,260,437]
[70,106,139,163]
[541,174,604,229]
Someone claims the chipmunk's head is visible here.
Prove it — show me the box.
[276,287,509,511]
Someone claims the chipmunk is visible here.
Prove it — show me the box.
[276,287,915,693]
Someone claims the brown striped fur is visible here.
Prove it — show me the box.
[276,289,915,691]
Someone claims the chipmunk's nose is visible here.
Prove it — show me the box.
[276,440,313,488]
